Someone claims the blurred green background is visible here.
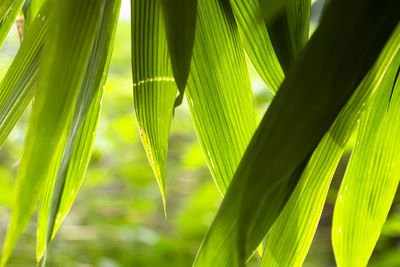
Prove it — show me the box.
[0,1,399,266]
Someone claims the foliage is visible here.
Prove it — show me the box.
[0,0,399,266]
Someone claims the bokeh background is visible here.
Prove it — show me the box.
[0,1,399,266]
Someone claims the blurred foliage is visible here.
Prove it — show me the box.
[0,7,399,267]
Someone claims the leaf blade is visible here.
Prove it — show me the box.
[194,0,400,266]
[186,0,256,195]
[262,25,400,267]
[1,0,105,264]
[332,46,400,267]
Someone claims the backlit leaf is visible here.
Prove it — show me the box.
[194,0,400,266]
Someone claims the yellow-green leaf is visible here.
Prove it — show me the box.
[186,0,256,195]
[0,0,105,264]
[131,0,178,212]
[332,44,400,267]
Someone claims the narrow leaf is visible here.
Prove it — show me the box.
[332,48,400,267]
[161,0,197,106]
[37,0,121,261]
[131,0,178,212]
[1,0,105,264]
[262,25,400,267]
[0,0,15,22]
[229,0,284,93]
[0,0,24,48]
[194,0,400,266]
[23,0,45,32]
[0,1,48,147]
[186,0,256,195]
[266,0,310,72]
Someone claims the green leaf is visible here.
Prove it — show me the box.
[0,1,49,147]
[0,0,15,22]
[193,0,400,266]
[0,0,105,265]
[266,0,310,72]
[0,0,24,48]
[37,0,121,261]
[23,0,45,32]
[131,0,178,212]
[161,0,197,106]
[332,46,400,267]
[262,25,400,267]
[229,0,284,93]
[186,0,256,195]
[258,0,291,23]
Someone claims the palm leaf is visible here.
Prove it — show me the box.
[0,0,106,264]
[131,0,177,212]
[186,0,256,195]
[332,48,400,267]
[193,0,400,266]
[262,25,400,267]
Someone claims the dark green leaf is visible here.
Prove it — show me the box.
[161,0,197,106]
[194,0,400,266]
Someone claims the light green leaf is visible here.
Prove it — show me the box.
[193,0,400,266]
[0,1,49,147]
[229,0,284,93]
[161,0,197,106]
[332,45,400,267]
[0,0,24,48]
[262,25,400,267]
[0,0,105,265]
[131,0,178,212]
[266,0,310,72]
[186,0,256,195]
[37,0,121,262]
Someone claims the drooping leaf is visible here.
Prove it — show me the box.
[229,0,284,93]
[186,0,256,195]
[193,0,400,266]
[0,0,105,264]
[266,0,310,72]
[332,47,400,267]
[161,0,197,106]
[0,0,24,48]
[262,25,400,267]
[37,0,121,261]
[0,1,49,147]
[131,0,178,212]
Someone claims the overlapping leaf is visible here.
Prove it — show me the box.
[0,0,24,48]
[161,0,197,105]
[131,0,177,211]
[332,48,400,267]
[23,0,45,32]
[229,0,284,93]
[0,0,15,22]
[186,0,256,195]
[266,0,310,72]
[194,0,400,266]
[262,25,400,267]
[1,0,105,265]
[37,0,121,261]
[0,1,49,147]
